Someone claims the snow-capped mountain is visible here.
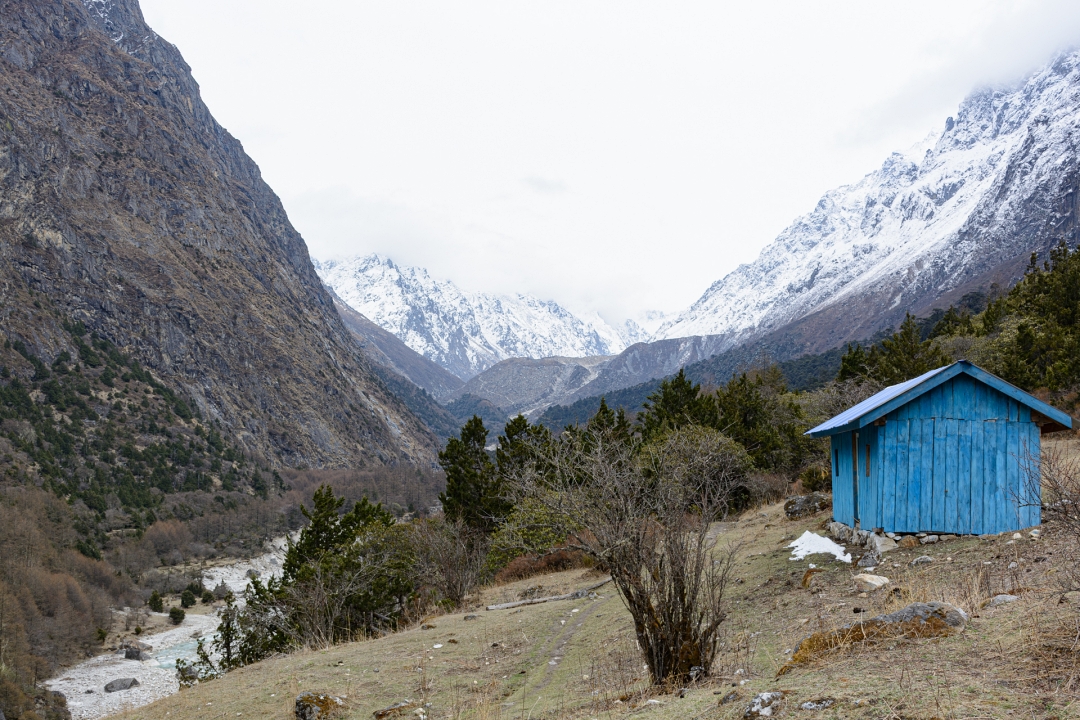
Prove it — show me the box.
[315,255,634,379]
[656,50,1080,349]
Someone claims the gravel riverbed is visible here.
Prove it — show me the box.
[45,538,288,720]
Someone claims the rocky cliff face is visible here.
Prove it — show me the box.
[316,254,639,379]
[0,0,436,467]
[656,51,1080,352]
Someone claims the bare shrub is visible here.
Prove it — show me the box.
[492,547,589,584]
[142,520,192,558]
[744,472,790,506]
[1026,444,1080,593]
[411,518,489,607]
[510,425,743,685]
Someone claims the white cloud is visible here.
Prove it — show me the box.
[140,0,1080,324]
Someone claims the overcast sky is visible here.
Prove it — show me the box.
[140,0,1080,327]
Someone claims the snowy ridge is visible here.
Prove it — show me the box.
[657,51,1080,345]
[315,255,635,379]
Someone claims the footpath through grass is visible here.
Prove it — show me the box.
[114,500,1080,719]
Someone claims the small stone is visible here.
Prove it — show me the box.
[910,556,933,566]
[989,594,1019,607]
[463,614,478,621]
[1030,528,1043,539]
[720,690,740,704]
[104,678,139,693]
[372,701,415,719]
[853,574,890,592]
[898,536,919,549]
[744,691,784,717]
[800,698,836,711]
[920,535,939,545]
[939,534,957,541]
[295,691,346,720]
[885,532,897,539]
[1012,533,1023,540]
[916,533,927,538]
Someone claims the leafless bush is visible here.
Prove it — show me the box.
[744,472,790,506]
[411,518,489,607]
[1027,445,1080,593]
[509,425,743,685]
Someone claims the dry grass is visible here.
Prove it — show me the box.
[110,491,1080,720]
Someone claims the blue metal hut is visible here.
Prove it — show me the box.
[806,360,1072,535]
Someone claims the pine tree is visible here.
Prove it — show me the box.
[438,416,508,533]
[282,484,393,582]
[637,369,716,441]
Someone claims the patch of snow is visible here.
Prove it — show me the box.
[788,531,851,563]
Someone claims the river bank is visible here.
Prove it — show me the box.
[45,537,288,720]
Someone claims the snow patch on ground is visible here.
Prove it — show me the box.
[788,531,851,563]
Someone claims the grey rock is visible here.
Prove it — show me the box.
[784,493,832,520]
[463,614,478,621]
[295,691,346,720]
[104,678,139,693]
[920,535,939,544]
[124,648,148,661]
[857,551,880,568]
[989,594,1019,606]
[868,533,898,554]
[875,601,968,628]
[800,698,836,711]
[745,691,784,717]
[720,690,740,704]
[911,555,934,566]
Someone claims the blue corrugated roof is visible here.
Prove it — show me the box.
[805,360,1073,437]
[806,366,950,437]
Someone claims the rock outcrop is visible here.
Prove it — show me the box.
[0,0,436,467]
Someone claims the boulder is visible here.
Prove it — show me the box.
[857,551,880,568]
[744,691,784,718]
[780,601,967,674]
[827,521,852,543]
[868,534,898,554]
[124,648,148,661]
[295,691,346,720]
[898,535,919,549]
[784,493,831,519]
[104,678,139,693]
[989,594,1019,607]
[853,574,890,592]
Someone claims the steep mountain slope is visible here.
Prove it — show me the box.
[0,0,435,467]
[657,51,1080,353]
[328,288,463,400]
[445,354,613,418]
[315,255,635,379]
[327,288,462,439]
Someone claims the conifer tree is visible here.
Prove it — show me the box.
[438,416,508,533]
[637,369,716,441]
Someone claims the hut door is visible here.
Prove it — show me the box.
[851,432,860,523]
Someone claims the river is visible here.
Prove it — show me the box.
[45,537,288,720]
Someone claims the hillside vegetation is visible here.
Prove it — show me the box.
[115,493,1078,719]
